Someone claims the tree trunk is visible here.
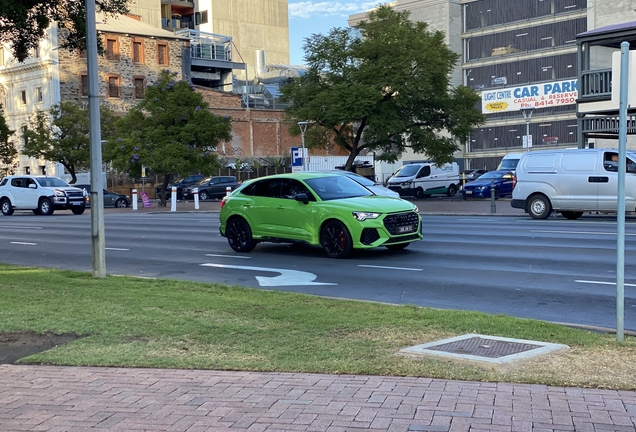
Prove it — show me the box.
[344,149,359,172]
[158,173,171,207]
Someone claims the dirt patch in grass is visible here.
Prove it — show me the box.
[0,332,82,364]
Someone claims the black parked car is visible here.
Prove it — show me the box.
[156,174,205,200]
[75,184,130,208]
[182,176,239,200]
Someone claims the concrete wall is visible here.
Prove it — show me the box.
[127,0,162,29]
[194,0,290,80]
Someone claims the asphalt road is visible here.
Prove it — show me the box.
[0,210,635,332]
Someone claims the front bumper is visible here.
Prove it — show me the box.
[511,199,526,209]
[354,211,422,248]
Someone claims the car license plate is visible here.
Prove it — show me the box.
[465,190,472,194]
[72,201,82,206]
[398,224,414,234]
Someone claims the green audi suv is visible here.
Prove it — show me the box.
[219,172,422,258]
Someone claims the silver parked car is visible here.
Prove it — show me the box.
[75,184,130,208]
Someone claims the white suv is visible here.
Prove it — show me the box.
[0,175,87,216]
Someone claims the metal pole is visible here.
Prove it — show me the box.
[525,120,530,149]
[86,0,106,277]
[616,41,630,342]
[298,121,309,171]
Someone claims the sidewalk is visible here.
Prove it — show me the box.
[1,365,635,431]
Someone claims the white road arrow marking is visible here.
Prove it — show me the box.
[200,263,336,287]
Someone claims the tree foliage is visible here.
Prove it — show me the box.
[105,71,232,206]
[22,101,117,184]
[0,103,16,177]
[280,5,485,170]
[0,0,130,63]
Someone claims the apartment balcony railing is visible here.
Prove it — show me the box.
[176,30,232,63]
[579,68,612,100]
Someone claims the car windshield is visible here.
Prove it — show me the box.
[36,177,70,188]
[344,173,374,186]
[305,175,373,201]
[478,172,503,180]
[393,165,421,177]
[500,159,519,170]
[194,177,212,186]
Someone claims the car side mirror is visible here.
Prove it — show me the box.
[29,183,36,189]
[295,193,309,205]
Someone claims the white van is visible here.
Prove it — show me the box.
[511,148,636,219]
[387,162,460,198]
[497,152,525,172]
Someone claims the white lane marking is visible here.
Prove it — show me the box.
[531,229,636,236]
[576,280,636,287]
[106,247,130,251]
[358,264,423,272]
[205,253,250,259]
[10,241,37,246]
[200,263,336,287]
[0,225,42,229]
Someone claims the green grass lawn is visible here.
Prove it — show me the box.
[1,263,635,389]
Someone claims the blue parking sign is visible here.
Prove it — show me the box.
[291,147,303,172]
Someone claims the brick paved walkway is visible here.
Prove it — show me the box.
[1,365,635,431]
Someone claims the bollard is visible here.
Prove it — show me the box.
[490,180,496,213]
[193,188,199,210]
[132,189,138,211]
[171,186,177,212]
[226,186,232,196]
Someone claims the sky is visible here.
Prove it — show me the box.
[287,1,380,65]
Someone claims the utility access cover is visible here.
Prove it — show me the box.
[401,333,568,365]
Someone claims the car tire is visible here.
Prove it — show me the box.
[38,197,54,215]
[199,190,209,201]
[71,207,85,215]
[1,198,14,216]
[561,211,583,220]
[527,194,552,219]
[447,184,457,197]
[386,243,409,251]
[226,217,256,253]
[320,220,353,259]
[115,198,127,208]
[415,188,424,199]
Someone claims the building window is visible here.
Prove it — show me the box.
[132,40,144,63]
[35,87,43,103]
[24,167,30,175]
[105,37,120,61]
[80,74,88,97]
[157,43,169,65]
[195,11,208,25]
[40,166,46,175]
[32,45,40,58]
[107,75,120,98]
[20,90,26,105]
[133,77,146,99]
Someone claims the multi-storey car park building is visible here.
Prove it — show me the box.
[351,0,636,170]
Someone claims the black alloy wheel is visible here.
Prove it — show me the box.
[226,217,256,253]
[320,220,353,258]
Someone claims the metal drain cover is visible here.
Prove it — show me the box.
[401,333,568,365]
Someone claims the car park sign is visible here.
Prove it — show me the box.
[291,147,303,173]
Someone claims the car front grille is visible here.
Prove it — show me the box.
[360,228,380,245]
[66,190,85,199]
[384,233,420,244]
[383,211,419,235]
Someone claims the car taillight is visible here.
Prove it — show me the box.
[220,198,226,209]
[512,175,517,189]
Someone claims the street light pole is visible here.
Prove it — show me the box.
[298,121,309,171]
[520,106,535,151]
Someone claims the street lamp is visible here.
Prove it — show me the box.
[298,121,310,170]
[520,106,535,150]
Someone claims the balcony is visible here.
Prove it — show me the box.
[579,68,612,101]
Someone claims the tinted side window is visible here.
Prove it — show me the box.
[418,166,431,178]
[280,179,315,201]
[11,178,25,188]
[0,178,7,186]
[251,179,281,198]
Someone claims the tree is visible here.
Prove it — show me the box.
[280,5,485,171]
[0,103,16,177]
[105,71,232,207]
[22,102,117,184]
[0,0,130,63]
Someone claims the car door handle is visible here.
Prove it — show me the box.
[588,176,609,183]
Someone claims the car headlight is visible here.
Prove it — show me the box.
[352,211,381,221]
[413,205,419,213]
[54,189,65,197]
